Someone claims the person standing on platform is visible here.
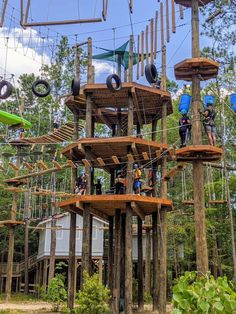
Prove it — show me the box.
[178,110,191,148]
[133,163,142,194]
[199,104,216,146]
[53,110,62,132]
[94,179,102,195]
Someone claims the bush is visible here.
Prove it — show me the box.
[75,272,111,314]
[47,273,67,311]
[172,271,236,313]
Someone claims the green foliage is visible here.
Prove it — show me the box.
[172,271,236,313]
[75,272,111,314]
[144,292,152,304]
[47,273,67,311]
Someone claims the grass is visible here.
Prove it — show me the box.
[0,294,41,303]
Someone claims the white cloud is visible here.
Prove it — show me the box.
[0,27,50,80]
[92,60,113,76]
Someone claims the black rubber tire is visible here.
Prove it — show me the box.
[71,76,80,96]
[106,74,122,92]
[32,79,51,97]
[0,80,13,99]
[145,64,158,84]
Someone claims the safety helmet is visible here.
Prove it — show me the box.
[133,163,139,169]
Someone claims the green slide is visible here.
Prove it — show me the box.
[0,110,31,129]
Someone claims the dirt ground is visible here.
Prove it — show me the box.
[0,301,53,312]
[0,302,173,313]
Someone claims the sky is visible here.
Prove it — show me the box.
[0,0,213,87]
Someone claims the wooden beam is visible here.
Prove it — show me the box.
[137,34,140,80]
[145,25,149,65]
[172,0,176,33]
[131,87,142,128]
[52,161,62,169]
[127,154,134,163]
[112,156,120,165]
[141,31,144,76]
[154,11,158,59]
[97,157,105,167]
[150,18,154,63]
[131,142,139,160]
[0,0,8,27]
[166,0,170,43]
[82,159,91,167]
[22,18,103,27]
[142,152,149,161]
[67,160,77,169]
[37,160,48,170]
[23,162,34,171]
[130,201,145,220]
[8,162,19,171]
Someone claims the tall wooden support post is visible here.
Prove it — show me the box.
[128,35,134,82]
[191,0,208,274]
[5,155,20,301]
[81,93,93,280]
[68,45,81,311]
[120,213,126,304]
[125,94,134,314]
[151,118,159,311]
[24,186,30,294]
[157,3,168,313]
[48,173,56,282]
[113,209,121,314]
[108,216,114,291]
[68,114,79,311]
[87,37,93,84]
[118,55,122,78]
[137,217,144,311]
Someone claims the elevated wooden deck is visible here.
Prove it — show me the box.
[175,145,223,162]
[0,220,24,227]
[175,0,212,7]
[174,58,219,81]
[62,136,169,170]
[58,194,173,221]
[65,82,173,125]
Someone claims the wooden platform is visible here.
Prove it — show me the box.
[0,220,25,227]
[57,194,173,221]
[182,200,194,205]
[174,58,219,81]
[65,82,173,125]
[175,0,212,7]
[62,136,169,170]
[175,145,223,162]
[9,123,82,146]
[208,200,227,205]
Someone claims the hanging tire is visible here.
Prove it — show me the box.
[106,74,122,92]
[145,64,158,84]
[71,76,80,96]
[32,79,51,97]
[0,80,13,99]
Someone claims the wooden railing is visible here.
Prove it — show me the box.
[0,253,38,276]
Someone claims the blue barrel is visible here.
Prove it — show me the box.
[204,95,215,108]
[230,93,236,112]
[178,94,191,113]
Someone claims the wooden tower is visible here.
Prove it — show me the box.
[174,0,223,274]
[59,81,173,313]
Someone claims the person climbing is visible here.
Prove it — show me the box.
[53,110,62,132]
[199,104,216,146]
[94,179,102,195]
[115,171,125,194]
[133,163,142,194]
[75,173,87,195]
[179,109,191,148]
